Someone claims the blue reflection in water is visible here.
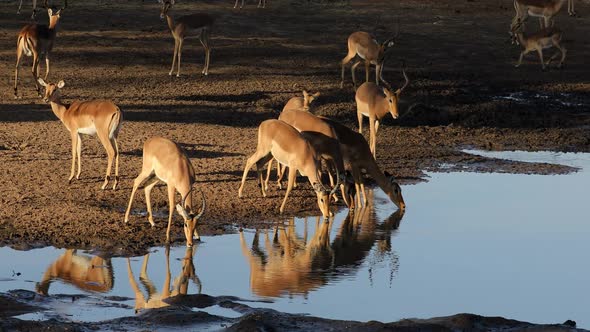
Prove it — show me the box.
[0,151,589,327]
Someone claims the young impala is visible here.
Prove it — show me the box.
[38,79,122,190]
[510,0,575,33]
[159,0,214,77]
[356,66,409,159]
[282,90,321,112]
[14,5,64,99]
[340,30,398,89]
[512,22,566,70]
[238,119,337,218]
[321,117,405,210]
[124,137,206,247]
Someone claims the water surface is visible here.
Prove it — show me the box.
[1,150,588,327]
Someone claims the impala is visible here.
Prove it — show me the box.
[238,119,337,218]
[510,0,575,33]
[320,117,405,210]
[38,79,122,190]
[14,5,64,99]
[159,0,214,77]
[234,0,267,9]
[124,137,206,247]
[512,22,566,70]
[36,249,113,296]
[340,30,397,89]
[127,247,200,313]
[282,90,321,112]
[356,66,409,159]
[270,109,352,207]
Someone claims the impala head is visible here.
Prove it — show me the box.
[510,21,524,45]
[383,171,405,210]
[158,0,174,19]
[381,65,409,120]
[175,187,206,247]
[37,78,64,103]
[340,171,356,209]
[302,90,320,111]
[312,182,334,219]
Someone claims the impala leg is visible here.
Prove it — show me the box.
[365,61,370,84]
[256,155,272,197]
[124,170,154,223]
[264,158,273,191]
[373,120,380,159]
[369,116,377,159]
[537,48,545,70]
[277,163,287,189]
[98,132,116,190]
[234,0,239,8]
[558,45,567,68]
[279,167,296,214]
[144,179,160,227]
[170,39,178,76]
[375,63,382,85]
[69,133,78,184]
[44,54,50,80]
[176,39,183,77]
[202,29,211,75]
[340,51,355,89]
[238,151,269,198]
[76,134,82,180]
[14,46,23,98]
[112,138,120,190]
[360,182,368,205]
[515,50,527,68]
[357,110,364,134]
[165,185,176,244]
[32,54,41,97]
[350,60,361,89]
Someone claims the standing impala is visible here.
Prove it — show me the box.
[159,0,214,77]
[356,67,409,159]
[321,117,405,210]
[282,90,321,112]
[510,0,575,33]
[14,5,64,99]
[125,137,206,247]
[238,119,337,218]
[340,30,397,89]
[38,79,122,190]
[512,22,566,70]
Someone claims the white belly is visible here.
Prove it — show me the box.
[78,125,97,136]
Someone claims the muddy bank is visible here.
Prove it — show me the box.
[0,291,583,332]
[0,0,589,253]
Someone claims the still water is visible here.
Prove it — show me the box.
[1,150,589,327]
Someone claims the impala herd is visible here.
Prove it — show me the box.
[9,0,579,247]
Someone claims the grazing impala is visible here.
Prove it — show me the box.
[124,137,206,247]
[14,5,64,99]
[38,79,122,190]
[510,0,575,33]
[159,0,214,77]
[282,90,321,112]
[238,119,337,218]
[512,22,566,70]
[340,30,397,89]
[321,117,405,210]
[271,109,352,207]
[356,66,409,159]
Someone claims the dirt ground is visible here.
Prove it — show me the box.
[0,0,589,253]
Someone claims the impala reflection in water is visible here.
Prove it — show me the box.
[127,246,201,313]
[36,249,114,295]
[240,189,404,298]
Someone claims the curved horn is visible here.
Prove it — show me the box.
[329,166,341,196]
[396,62,409,94]
[181,186,195,209]
[194,188,206,219]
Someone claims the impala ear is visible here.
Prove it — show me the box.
[176,204,190,220]
[56,80,65,88]
[302,90,309,97]
[47,8,53,16]
[312,92,321,98]
[37,78,47,87]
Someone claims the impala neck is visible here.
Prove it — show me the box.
[165,14,175,31]
[516,32,526,46]
[376,95,390,119]
[363,157,393,195]
[48,97,68,122]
